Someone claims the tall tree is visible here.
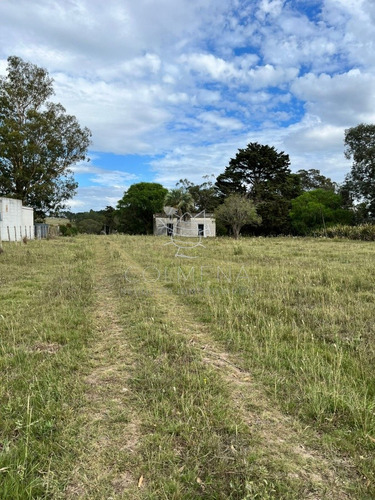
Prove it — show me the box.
[216,142,291,200]
[215,194,261,239]
[216,142,299,234]
[0,56,91,216]
[343,123,375,218]
[117,182,168,234]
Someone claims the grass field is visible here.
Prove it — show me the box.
[0,235,374,499]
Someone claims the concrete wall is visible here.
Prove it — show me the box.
[0,197,35,241]
[154,214,216,237]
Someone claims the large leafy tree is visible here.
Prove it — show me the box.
[343,123,375,218]
[216,142,291,200]
[117,182,168,234]
[216,142,300,234]
[289,189,353,235]
[215,194,261,239]
[0,56,91,216]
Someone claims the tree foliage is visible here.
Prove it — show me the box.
[72,209,105,234]
[76,218,103,234]
[344,123,375,218]
[216,142,299,234]
[215,194,261,239]
[164,187,194,215]
[216,142,291,200]
[289,189,353,235]
[253,172,301,234]
[0,56,91,216]
[296,169,336,192]
[117,182,167,234]
[102,206,117,234]
[177,176,220,212]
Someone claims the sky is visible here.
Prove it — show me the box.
[1,0,375,212]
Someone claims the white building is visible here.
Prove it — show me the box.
[153,210,216,237]
[0,197,34,241]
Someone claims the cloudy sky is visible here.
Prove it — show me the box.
[1,0,375,211]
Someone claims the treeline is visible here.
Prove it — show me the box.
[60,207,117,235]
[1,57,374,238]
[67,123,375,237]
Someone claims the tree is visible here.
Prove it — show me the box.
[101,206,117,234]
[164,187,194,215]
[0,56,91,216]
[216,142,299,234]
[177,176,220,212]
[253,172,301,234]
[117,182,167,234]
[216,142,291,200]
[296,169,336,192]
[76,218,103,234]
[344,123,375,218]
[73,209,105,232]
[289,189,353,235]
[215,194,261,239]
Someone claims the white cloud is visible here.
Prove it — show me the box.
[179,53,241,82]
[257,0,286,19]
[52,72,171,154]
[285,122,343,153]
[97,54,162,80]
[67,186,127,212]
[1,0,375,208]
[198,111,243,131]
[72,163,137,187]
[291,70,375,125]
[247,64,299,89]
[179,53,297,89]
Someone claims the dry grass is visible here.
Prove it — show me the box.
[1,235,374,499]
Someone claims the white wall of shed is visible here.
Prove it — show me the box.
[0,198,34,241]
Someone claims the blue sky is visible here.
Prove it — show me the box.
[1,0,375,211]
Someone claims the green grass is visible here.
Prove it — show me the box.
[1,235,375,498]
[0,238,94,499]
[119,235,375,497]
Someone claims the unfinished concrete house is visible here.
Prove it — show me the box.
[153,209,216,237]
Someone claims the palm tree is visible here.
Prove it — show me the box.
[164,188,194,216]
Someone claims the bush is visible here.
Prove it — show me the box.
[60,223,78,236]
[289,189,353,235]
[315,224,375,241]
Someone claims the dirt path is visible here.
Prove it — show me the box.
[64,238,359,499]
[64,241,142,499]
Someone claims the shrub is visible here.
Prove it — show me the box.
[60,223,78,236]
[315,224,375,241]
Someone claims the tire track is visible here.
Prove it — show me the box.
[117,240,360,500]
